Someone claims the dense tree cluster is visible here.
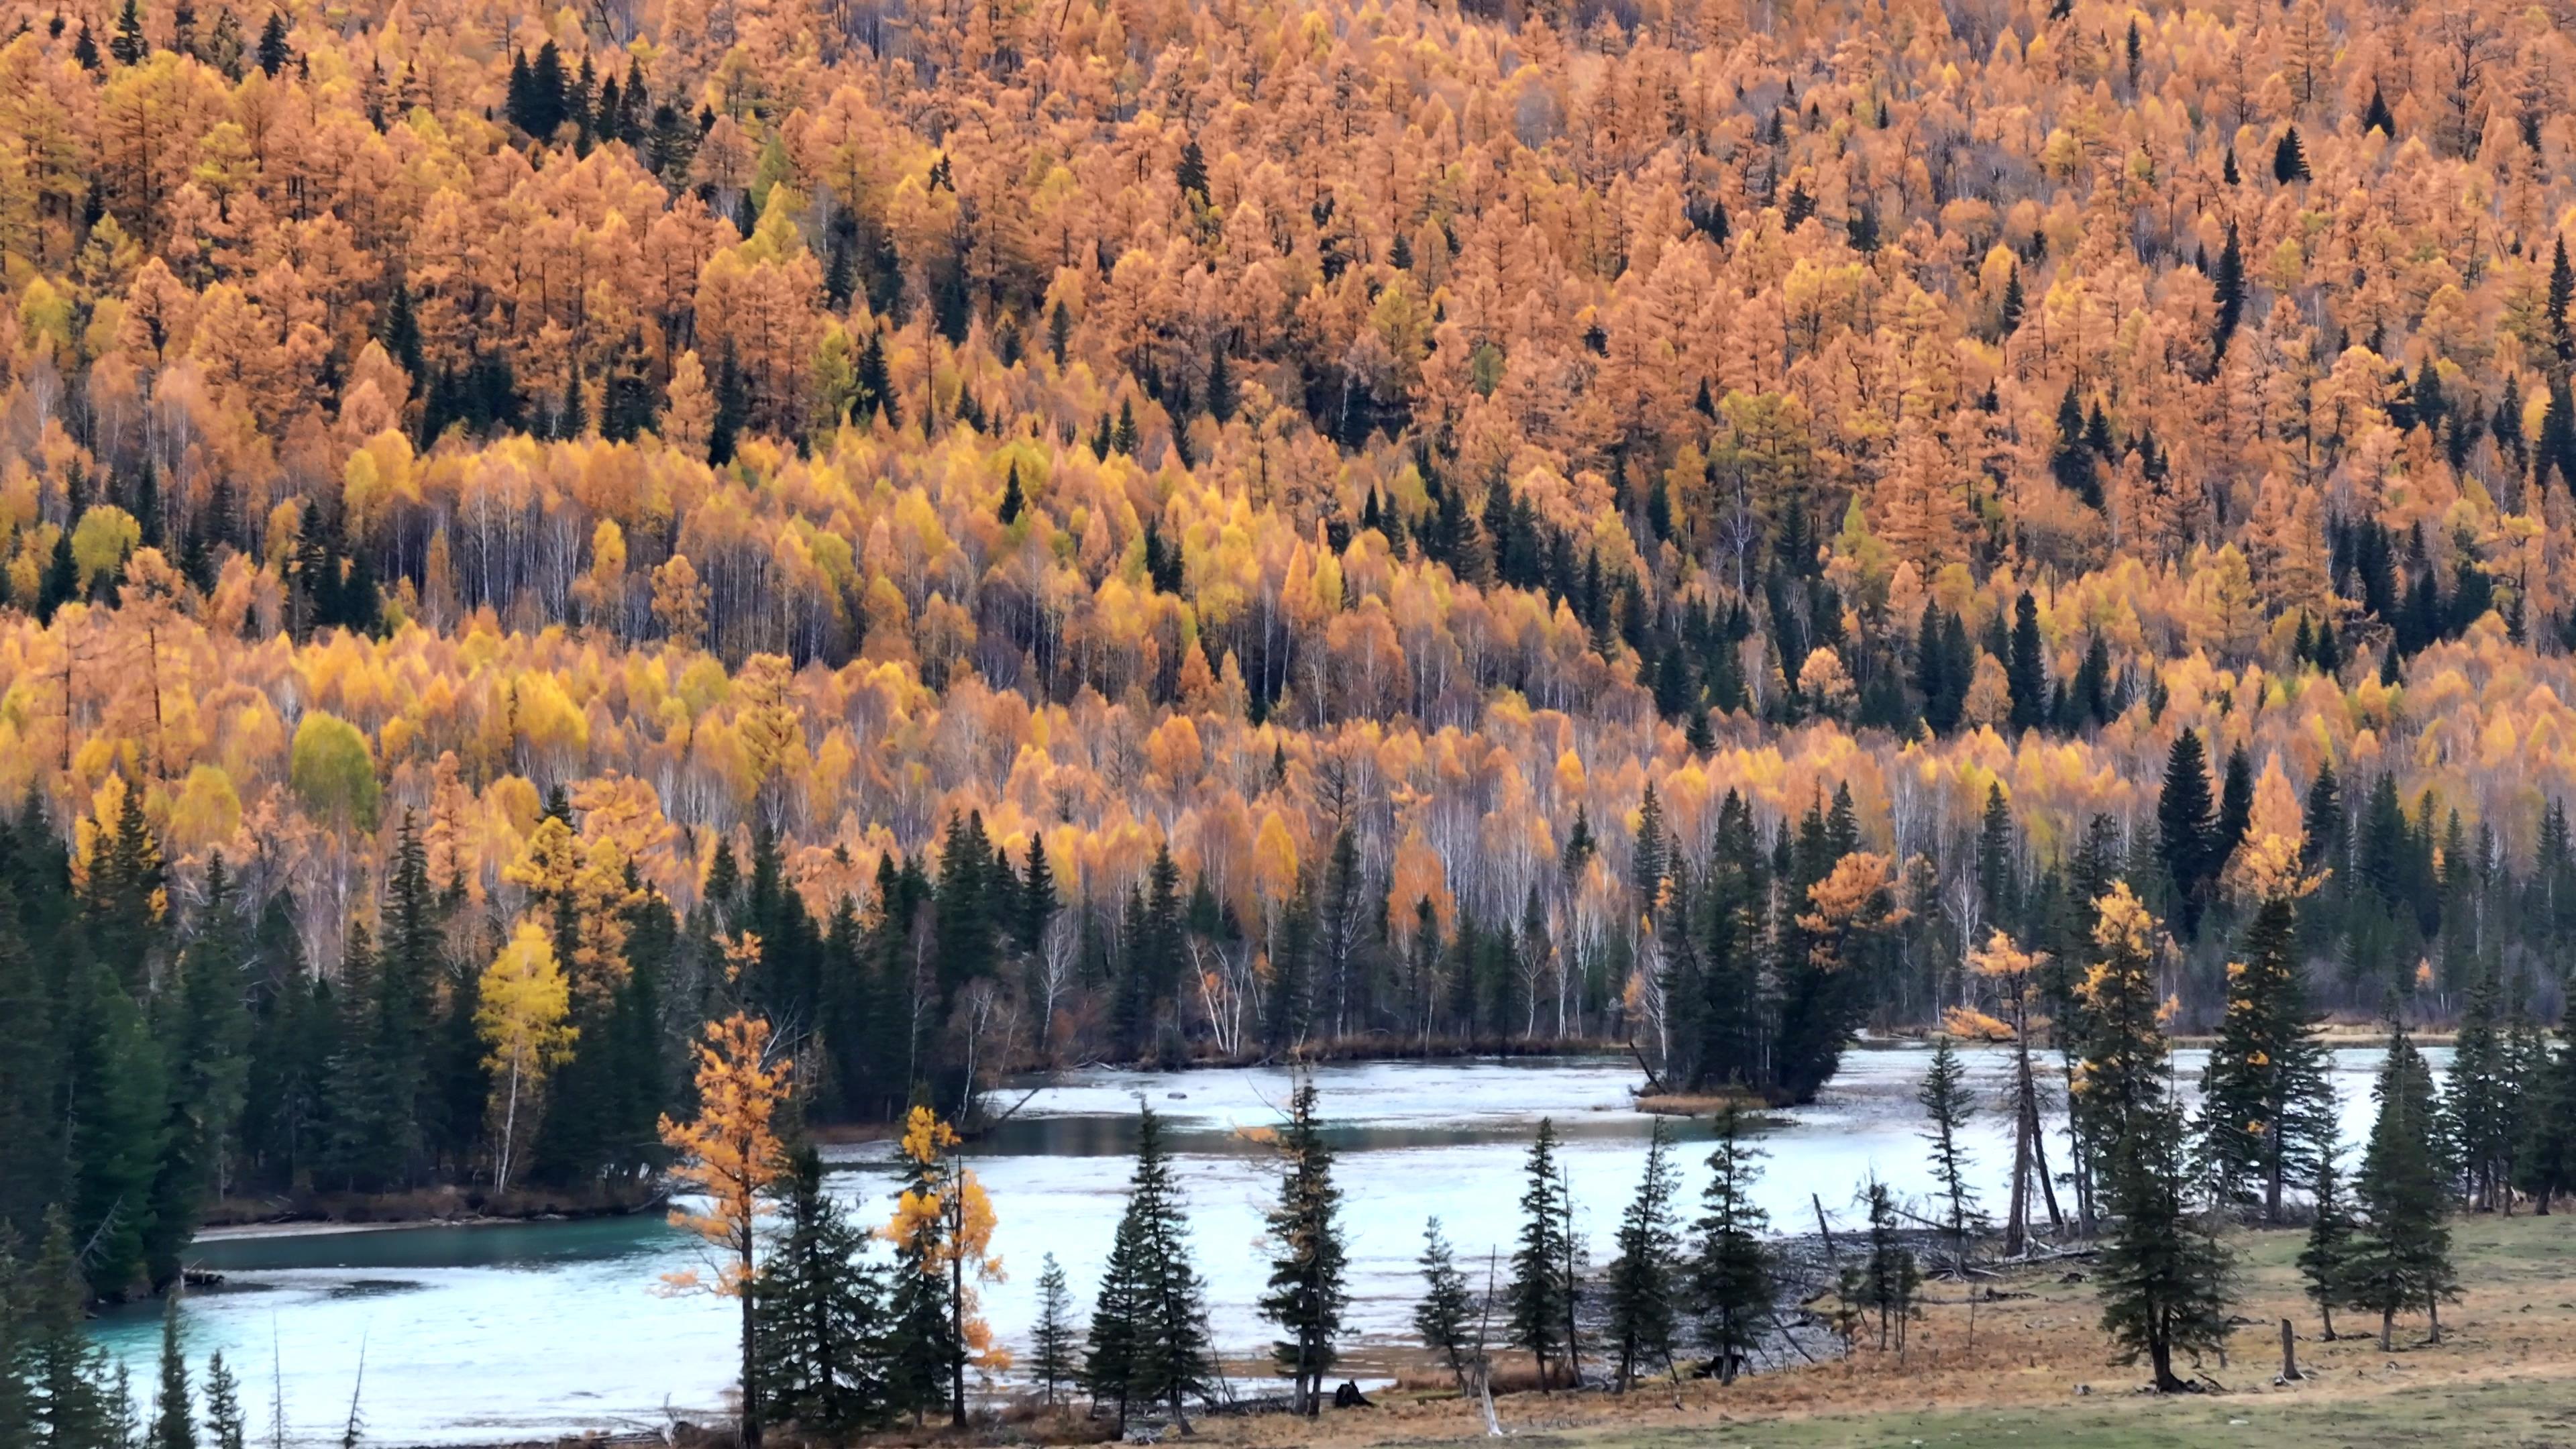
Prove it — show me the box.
[12,0,2576,1381]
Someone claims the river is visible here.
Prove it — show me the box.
[94,1042,2436,1446]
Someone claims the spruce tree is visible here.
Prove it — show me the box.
[1414,1218,1478,1390]
[1917,1036,1982,1266]
[1028,1254,1077,1408]
[2298,1152,2356,1341]
[203,1351,244,1449]
[2156,730,2216,934]
[1257,1077,1346,1414]
[2351,1018,2457,1349]
[2440,964,2514,1212]
[28,1210,114,1447]
[1603,1118,1682,1391]
[2096,1087,2234,1392]
[1858,1180,1921,1352]
[2196,892,2334,1223]
[2006,592,2047,733]
[1508,1118,1575,1390]
[1087,1108,1211,1432]
[1691,1106,1772,1382]
[751,1144,889,1435]
[2515,1020,2576,1213]
[152,1295,194,1449]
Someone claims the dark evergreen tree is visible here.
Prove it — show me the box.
[1414,1216,1479,1390]
[1508,1118,1576,1390]
[2096,1083,2234,1392]
[2299,1151,2357,1340]
[2273,125,2311,183]
[2196,892,2334,1222]
[751,1144,890,1436]
[151,1295,193,1449]
[1690,1106,1772,1383]
[1085,1108,1211,1432]
[2351,1018,2457,1349]
[253,9,287,74]
[1603,1117,1682,1391]
[2156,730,2217,934]
[1258,1077,1346,1414]
[1917,1036,1982,1264]
[2006,591,2047,733]
[1028,1253,1078,1408]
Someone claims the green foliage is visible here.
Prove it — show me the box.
[2095,1090,2235,1392]
[2351,1020,2458,1349]
[1917,1036,1983,1260]
[1691,1106,1773,1381]
[1257,1077,1346,1413]
[286,713,380,830]
[751,1144,890,1436]
[2196,895,2334,1223]
[1507,1118,1576,1389]
[1084,1108,1212,1432]
[1604,1117,1682,1390]
[1413,1217,1478,1389]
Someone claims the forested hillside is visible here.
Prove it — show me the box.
[1,0,2574,1301]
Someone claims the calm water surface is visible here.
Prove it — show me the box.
[95,1044,2436,1445]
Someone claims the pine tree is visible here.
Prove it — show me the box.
[109,0,146,64]
[1258,1077,1346,1414]
[1509,1118,1575,1390]
[2515,1020,2576,1213]
[996,463,1024,525]
[2196,893,2334,1223]
[1859,1180,1921,1352]
[2006,592,2047,733]
[1918,1037,1982,1265]
[2272,125,2311,183]
[2440,964,2514,1212]
[1604,1118,1682,1391]
[2298,1152,2356,1340]
[2351,1018,2457,1349]
[202,1352,244,1449]
[1087,1108,1211,1432]
[2096,1084,2235,1392]
[1414,1217,1478,1390]
[1691,1106,1773,1382]
[2212,222,2245,360]
[152,1295,193,1449]
[2157,730,2216,934]
[752,1144,889,1435]
[1028,1254,1077,1407]
[29,1209,114,1447]
[254,9,287,74]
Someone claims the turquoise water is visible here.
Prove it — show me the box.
[95,1045,2428,1445]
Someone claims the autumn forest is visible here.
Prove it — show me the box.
[0,0,2574,1379]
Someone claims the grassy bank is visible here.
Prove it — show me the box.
[1190,1212,2576,1449]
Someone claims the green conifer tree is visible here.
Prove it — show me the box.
[1086,1108,1211,1432]
[751,1144,889,1435]
[1691,1105,1773,1382]
[1413,1217,1477,1390]
[1604,1117,1682,1390]
[2351,1018,2457,1349]
[2196,892,2334,1222]
[1028,1253,1078,1407]
[2298,1152,2356,1340]
[1258,1078,1346,1414]
[1917,1036,1983,1266]
[1508,1118,1575,1390]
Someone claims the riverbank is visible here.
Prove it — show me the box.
[199,1181,665,1236]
